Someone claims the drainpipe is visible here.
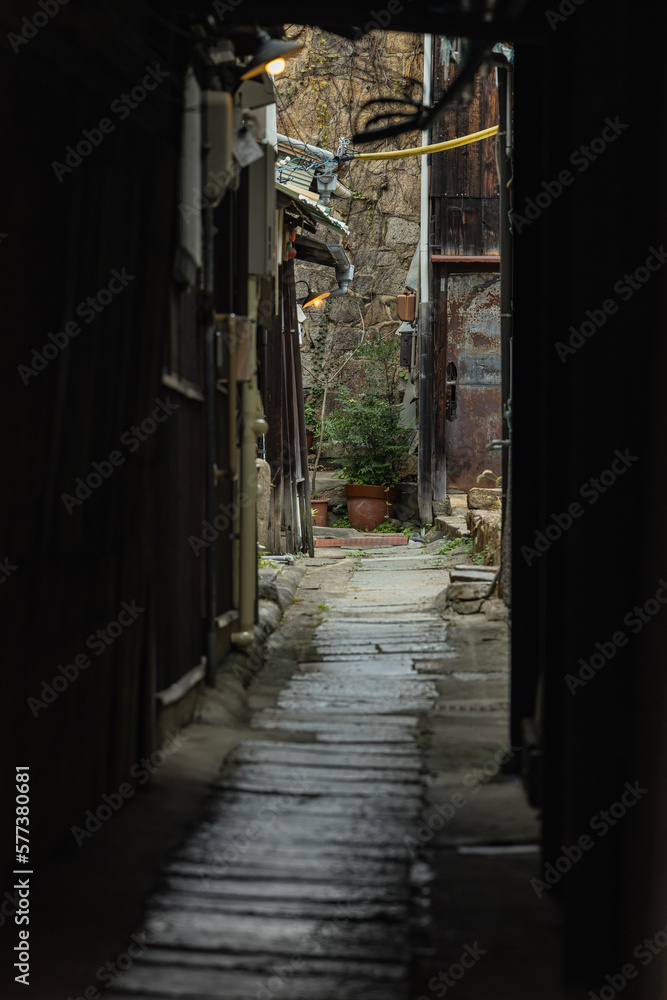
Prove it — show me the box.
[276,132,334,160]
[418,33,433,525]
[232,306,268,648]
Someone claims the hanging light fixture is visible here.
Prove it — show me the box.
[302,291,330,310]
[240,29,304,81]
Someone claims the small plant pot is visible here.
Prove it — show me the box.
[344,485,401,531]
[311,499,328,526]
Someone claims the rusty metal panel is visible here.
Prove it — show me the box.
[444,272,502,491]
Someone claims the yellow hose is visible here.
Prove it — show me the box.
[351,125,498,160]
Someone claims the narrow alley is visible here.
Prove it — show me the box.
[94,543,567,1000]
[6,6,667,999]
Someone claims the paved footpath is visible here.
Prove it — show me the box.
[108,547,575,1000]
[105,549,451,1000]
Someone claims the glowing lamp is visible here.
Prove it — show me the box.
[240,30,304,81]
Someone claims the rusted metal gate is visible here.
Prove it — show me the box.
[436,268,502,491]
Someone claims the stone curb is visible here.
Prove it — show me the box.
[218,564,307,692]
[434,514,470,540]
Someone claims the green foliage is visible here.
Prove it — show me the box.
[330,397,411,486]
[304,403,317,424]
[352,189,374,232]
[331,333,412,486]
[350,332,402,406]
[472,552,485,565]
[372,517,400,534]
[436,538,473,556]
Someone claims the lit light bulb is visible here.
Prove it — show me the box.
[266,57,286,76]
[303,291,330,310]
[302,292,331,309]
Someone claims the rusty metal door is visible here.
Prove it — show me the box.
[442,272,502,491]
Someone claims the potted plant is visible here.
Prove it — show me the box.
[310,500,328,526]
[331,395,412,530]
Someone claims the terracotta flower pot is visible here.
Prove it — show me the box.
[344,485,401,531]
[311,499,328,526]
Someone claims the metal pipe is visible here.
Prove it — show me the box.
[498,63,513,533]
[276,132,334,160]
[420,33,432,303]
[232,300,268,647]
[418,33,433,525]
[324,243,351,271]
[232,381,258,647]
[227,314,238,480]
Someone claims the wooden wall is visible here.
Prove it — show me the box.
[0,3,207,869]
[430,54,499,256]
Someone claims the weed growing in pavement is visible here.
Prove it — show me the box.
[372,516,402,534]
[436,538,473,557]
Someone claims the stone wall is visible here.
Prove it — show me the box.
[276,27,423,415]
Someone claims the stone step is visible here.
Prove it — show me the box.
[314,535,408,547]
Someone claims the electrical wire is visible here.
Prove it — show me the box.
[349,125,498,161]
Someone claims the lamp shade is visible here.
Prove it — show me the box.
[240,30,304,81]
[303,291,330,309]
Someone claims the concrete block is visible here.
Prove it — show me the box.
[434,515,470,540]
[467,487,502,510]
[432,498,452,517]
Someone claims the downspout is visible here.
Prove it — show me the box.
[276,132,334,160]
[418,33,433,525]
[232,309,267,646]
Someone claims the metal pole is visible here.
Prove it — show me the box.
[418,33,434,525]
[498,65,513,530]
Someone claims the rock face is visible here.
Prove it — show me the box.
[467,487,502,510]
[276,28,423,420]
[311,473,348,507]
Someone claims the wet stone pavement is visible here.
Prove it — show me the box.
[106,547,553,1000]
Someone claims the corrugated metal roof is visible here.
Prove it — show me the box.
[275,179,350,236]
